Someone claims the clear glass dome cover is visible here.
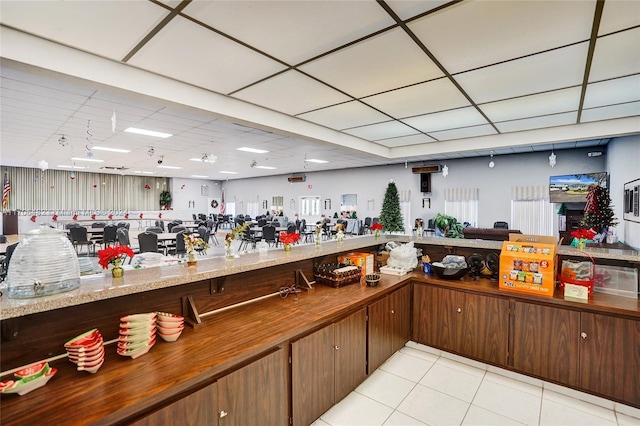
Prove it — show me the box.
[7,226,80,298]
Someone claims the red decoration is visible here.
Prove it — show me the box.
[370,222,383,231]
[93,184,97,188]
[570,228,596,240]
[91,214,96,220]
[279,232,300,245]
[139,213,143,219]
[158,213,162,219]
[124,213,129,219]
[108,214,113,220]
[72,214,78,220]
[97,245,135,269]
[144,184,151,190]
[181,184,185,189]
[52,214,58,221]
[30,215,36,222]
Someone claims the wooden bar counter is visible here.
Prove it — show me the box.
[1,235,638,424]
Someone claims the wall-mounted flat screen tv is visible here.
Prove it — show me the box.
[549,172,608,203]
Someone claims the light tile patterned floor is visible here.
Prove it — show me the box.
[312,341,640,426]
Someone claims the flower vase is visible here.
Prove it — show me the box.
[577,239,586,250]
[375,230,380,239]
[187,252,197,266]
[111,259,124,278]
[315,233,322,246]
[337,231,344,244]
[284,244,291,252]
[225,241,234,259]
[417,226,423,238]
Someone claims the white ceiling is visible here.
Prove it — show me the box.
[0,0,638,180]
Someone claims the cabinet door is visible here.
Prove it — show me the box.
[457,291,509,365]
[130,383,217,425]
[368,293,393,372]
[218,348,288,426]
[412,284,458,352]
[334,308,367,402]
[291,325,335,426]
[512,302,580,386]
[390,284,412,354]
[580,312,640,406]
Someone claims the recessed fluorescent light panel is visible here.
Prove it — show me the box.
[191,175,209,178]
[219,171,238,174]
[92,146,131,153]
[71,157,104,163]
[157,165,182,169]
[255,166,277,170]
[57,165,85,169]
[134,170,155,174]
[307,159,328,164]
[237,147,268,154]
[124,127,172,138]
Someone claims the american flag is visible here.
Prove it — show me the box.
[220,188,226,215]
[2,174,10,210]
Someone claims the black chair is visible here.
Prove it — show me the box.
[257,218,267,227]
[146,226,163,234]
[172,225,186,234]
[117,222,130,230]
[363,217,372,234]
[239,227,261,251]
[170,230,187,257]
[69,226,95,256]
[102,224,118,248]
[261,225,278,247]
[493,221,509,229]
[138,232,162,254]
[195,226,210,254]
[155,220,165,232]
[0,242,19,281]
[210,221,219,246]
[299,219,314,243]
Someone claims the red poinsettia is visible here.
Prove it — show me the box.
[97,244,134,269]
[279,232,300,245]
[570,228,596,240]
[370,222,383,231]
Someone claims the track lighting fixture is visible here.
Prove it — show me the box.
[58,135,68,147]
[147,147,155,157]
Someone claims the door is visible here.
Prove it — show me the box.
[334,308,367,402]
[512,302,580,386]
[130,384,217,425]
[218,348,288,426]
[412,284,459,352]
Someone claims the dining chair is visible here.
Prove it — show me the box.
[363,217,372,234]
[146,226,163,234]
[169,230,187,257]
[138,232,162,254]
[261,225,278,247]
[210,221,219,245]
[102,224,118,248]
[154,220,165,232]
[69,226,95,256]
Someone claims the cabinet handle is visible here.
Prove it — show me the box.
[391,309,395,314]
[581,332,587,339]
[219,410,228,418]
[334,345,340,350]
[456,307,462,313]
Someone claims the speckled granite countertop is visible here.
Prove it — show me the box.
[1,235,637,320]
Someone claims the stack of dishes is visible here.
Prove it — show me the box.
[156,312,185,342]
[117,313,156,359]
[64,329,105,374]
[78,258,95,276]
[0,362,57,396]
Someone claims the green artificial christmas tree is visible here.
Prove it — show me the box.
[581,185,618,234]
[379,180,405,233]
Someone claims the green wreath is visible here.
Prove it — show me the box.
[159,191,172,207]
[211,199,219,208]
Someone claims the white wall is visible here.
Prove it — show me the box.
[220,146,607,229]
[607,134,640,249]
[169,178,222,220]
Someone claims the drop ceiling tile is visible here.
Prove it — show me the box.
[183,1,394,65]
[479,87,582,122]
[495,112,577,134]
[363,77,471,118]
[232,70,351,115]
[300,28,443,98]
[374,133,436,148]
[386,0,452,20]
[428,124,497,141]
[402,107,488,133]
[455,43,589,104]
[408,0,595,74]
[581,102,640,122]
[297,101,389,130]
[589,28,640,82]
[343,121,419,141]
[598,0,640,36]
[584,75,640,108]
[0,1,168,61]
[128,15,286,95]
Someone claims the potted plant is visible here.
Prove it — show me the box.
[159,191,172,210]
[433,213,463,238]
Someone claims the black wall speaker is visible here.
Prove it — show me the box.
[420,173,431,193]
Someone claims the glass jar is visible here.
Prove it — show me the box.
[7,226,81,298]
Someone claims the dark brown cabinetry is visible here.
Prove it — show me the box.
[559,209,584,245]
[512,302,580,387]
[368,284,412,373]
[291,308,367,426]
[580,312,640,405]
[131,348,287,426]
[412,284,509,365]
